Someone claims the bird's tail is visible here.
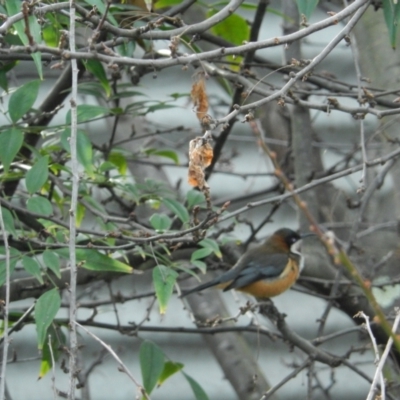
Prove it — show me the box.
[180,277,222,298]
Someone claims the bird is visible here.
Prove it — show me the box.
[181,228,314,299]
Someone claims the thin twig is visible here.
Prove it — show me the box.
[0,207,10,400]
[261,359,311,399]
[354,311,386,399]
[48,334,58,400]
[359,119,368,189]
[0,302,35,345]
[218,144,400,223]
[347,158,396,251]
[74,322,149,399]
[216,0,371,125]
[366,309,400,400]
[343,0,368,190]
[68,0,79,398]
[258,302,341,366]
[354,311,380,363]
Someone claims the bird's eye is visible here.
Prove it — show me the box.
[290,235,299,244]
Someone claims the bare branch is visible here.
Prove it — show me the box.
[67,0,79,397]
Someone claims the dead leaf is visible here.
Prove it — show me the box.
[191,72,209,121]
[188,137,213,188]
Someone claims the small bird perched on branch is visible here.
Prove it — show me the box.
[181,228,314,299]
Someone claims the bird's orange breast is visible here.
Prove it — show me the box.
[237,258,300,298]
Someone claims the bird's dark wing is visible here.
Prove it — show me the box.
[180,275,223,297]
[223,253,289,291]
[181,247,290,297]
[180,267,243,297]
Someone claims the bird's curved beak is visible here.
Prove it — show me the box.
[291,232,315,253]
[300,232,316,239]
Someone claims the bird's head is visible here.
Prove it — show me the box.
[267,228,315,253]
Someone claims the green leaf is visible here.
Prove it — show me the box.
[29,10,42,44]
[191,260,207,274]
[154,0,182,8]
[5,0,42,79]
[22,256,43,284]
[39,325,65,379]
[184,373,209,400]
[169,92,190,100]
[76,203,86,227]
[144,148,180,164]
[191,248,213,262]
[83,59,111,98]
[26,156,49,195]
[139,340,165,394]
[27,14,43,79]
[111,90,145,100]
[382,0,400,48]
[206,10,249,69]
[0,246,19,257]
[116,40,136,58]
[65,104,109,124]
[158,361,183,386]
[82,195,106,214]
[0,127,23,173]
[108,152,128,175]
[150,214,172,232]
[207,10,249,46]
[174,262,203,279]
[296,0,319,20]
[55,248,133,273]
[61,129,94,175]
[42,24,59,48]
[153,265,178,315]
[125,183,140,203]
[42,250,61,279]
[0,70,7,93]
[0,248,19,286]
[8,80,40,123]
[34,288,61,350]
[0,261,16,286]
[42,13,63,48]
[39,340,52,378]
[1,207,17,237]
[162,198,189,224]
[146,103,177,113]
[31,53,43,80]
[138,178,173,199]
[27,196,53,216]
[199,238,222,258]
[186,190,206,210]
[99,161,116,172]
[0,61,17,92]
[78,82,107,99]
